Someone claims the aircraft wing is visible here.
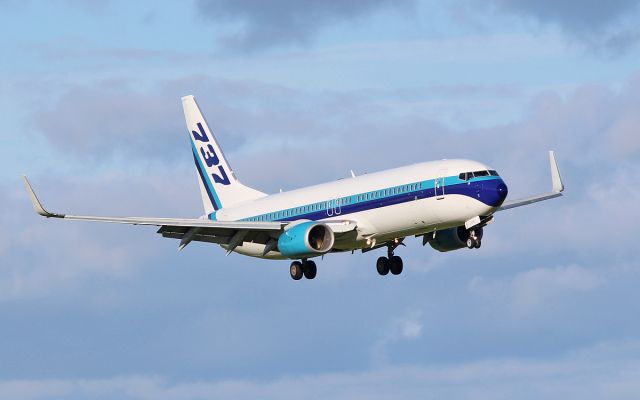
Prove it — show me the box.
[22,176,356,252]
[497,151,565,211]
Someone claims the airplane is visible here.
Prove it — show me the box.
[23,95,564,281]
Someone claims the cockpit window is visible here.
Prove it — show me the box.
[460,170,499,180]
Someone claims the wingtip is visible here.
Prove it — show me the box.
[549,150,565,193]
[21,176,63,218]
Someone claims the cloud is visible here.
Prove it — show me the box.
[371,310,423,367]
[457,0,640,53]
[26,73,640,215]
[31,80,184,163]
[195,0,415,51]
[469,265,602,313]
[0,166,201,301]
[2,340,640,399]
[490,0,640,32]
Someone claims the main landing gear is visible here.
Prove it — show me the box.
[289,260,317,280]
[466,229,482,249]
[376,240,404,276]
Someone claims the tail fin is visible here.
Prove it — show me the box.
[182,95,266,214]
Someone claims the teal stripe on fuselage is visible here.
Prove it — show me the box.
[237,175,502,223]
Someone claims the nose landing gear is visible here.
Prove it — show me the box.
[466,229,482,249]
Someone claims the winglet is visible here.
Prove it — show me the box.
[549,151,564,193]
[21,176,64,218]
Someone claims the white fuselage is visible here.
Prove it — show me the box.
[212,159,506,259]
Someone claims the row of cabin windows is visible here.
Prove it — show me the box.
[246,182,425,221]
[356,182,422,202]
[459,170,499,181]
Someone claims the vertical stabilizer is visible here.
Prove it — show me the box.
[182,95,266,214]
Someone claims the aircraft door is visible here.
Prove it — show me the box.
[326,198,342,217]
[435,169,447,200]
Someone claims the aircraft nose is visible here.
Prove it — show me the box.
[497,181,508,204]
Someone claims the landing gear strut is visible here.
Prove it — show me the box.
[290,260,317,280]
[376,240,404,276]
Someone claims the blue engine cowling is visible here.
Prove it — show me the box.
[429,226,483,252]
[278,221,335,259]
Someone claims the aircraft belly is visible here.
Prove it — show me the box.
[345,195,491,248]
[353,197,440,237]
[432,194,492,225]
[229,242,286,260]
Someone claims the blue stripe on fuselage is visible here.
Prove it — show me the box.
[239,176,506,223]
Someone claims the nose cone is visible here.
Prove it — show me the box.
[496,181,508,205]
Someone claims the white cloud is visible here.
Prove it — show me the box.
[401,319,423,339]
[2,340,640,400]
[469,265,602,313]
[371,310,423,367]
[0,169,198,301]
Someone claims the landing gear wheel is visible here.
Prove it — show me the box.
[389,255,404,275]
[290,261,303,280]
[303,260,317,279]
[466,237,476,249]
[474,239,482,249]
[376,257,390,276]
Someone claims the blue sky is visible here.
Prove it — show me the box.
[1,1,640,398]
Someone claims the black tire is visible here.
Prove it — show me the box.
[303,260,317,279]
[474,239,482,249]
[390,255,403,275]
[466,237,475,249]
[376,256,390,276]
[290,261,303,280]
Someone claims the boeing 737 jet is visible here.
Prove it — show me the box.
[23,96,564,280]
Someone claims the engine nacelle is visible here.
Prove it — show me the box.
[278,221,335,258]
[429,226,483,252]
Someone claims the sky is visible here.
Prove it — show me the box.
[1,0,640,398]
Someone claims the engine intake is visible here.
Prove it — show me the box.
[278,221,335,258]
[429,226,483,252]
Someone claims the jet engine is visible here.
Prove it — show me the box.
[278,221,335,258]
[428,226,483,252]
